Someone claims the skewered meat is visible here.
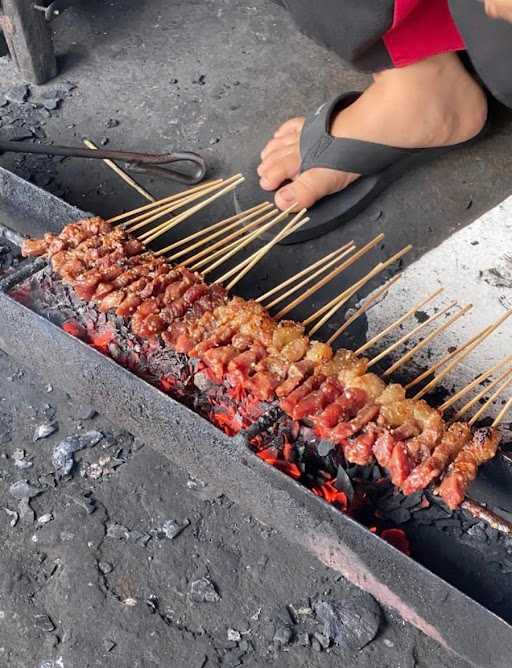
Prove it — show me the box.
[438,427,501,509]
[22,216,504,509]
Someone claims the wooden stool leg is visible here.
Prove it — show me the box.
[1,0,57,84]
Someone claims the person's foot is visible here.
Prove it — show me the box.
[257,52,487,211]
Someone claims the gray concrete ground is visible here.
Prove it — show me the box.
[1,1,512,666]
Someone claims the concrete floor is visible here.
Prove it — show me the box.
[1,1,512,666]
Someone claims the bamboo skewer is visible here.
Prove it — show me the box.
[162,203,270,254]
[468,373,512,426]
[175,208,277,267]
[276,234,385,322]
[412,311,512,401]
[405,324,495,391]
[355,287,444,356]
[225,211,309,290]
[106,179,223,224]
[383,304,473,377]
[263,244,356,310]
[452,365,512,420]
[367,300,458,369]
[308,247,411,338]
[256,243,355,305]
[139,176,245,247]
[441,355,512,414]
[202,205,298,278]
[125,179,231,234]
[139,175,243,242]
[461,499,512,535]
[84,138,156,202]
[191,208,286,272]
[327,274,402,345]
[493,395,512,427]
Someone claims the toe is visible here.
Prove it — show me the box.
[260,134,297,161]
[258,147,301,191]
[274,117,305,139]
[274,168,357,211]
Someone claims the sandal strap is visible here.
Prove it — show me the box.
[300,92,415,176]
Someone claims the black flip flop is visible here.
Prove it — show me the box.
[274,91,488,245]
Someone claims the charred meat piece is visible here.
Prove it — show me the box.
[438,427,501,509]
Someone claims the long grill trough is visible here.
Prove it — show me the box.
[1,166,512,668]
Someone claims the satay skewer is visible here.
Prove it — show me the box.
[493,395,512,427]
[202,205,298,277]
[125,178,233,234]
[367,300,458,368]
[211,206,303,284]
[163,203,271,254]
[413,310,512,401]
[141,176,245,246]
[441,356,512,415]
[461,498,512,535]
[355,287,444,356]
[176,208,278,266]
[383,304,473,376]
[276,234,385,321]
[83,138,156,202]
[468,373,512,426]
[256,243,355,305]
[327,274,402,345]
[107,178,224,224]
[263,244,356,310]
[405,324,496,391]
[225,212,309,290]
[308,246,411,337]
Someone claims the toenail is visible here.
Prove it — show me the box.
[277,186,295,205]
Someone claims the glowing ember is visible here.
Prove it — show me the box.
[62,320,83,338]
[312,481,348,512]
[256,447,302,480]
[210,408,242,436]
[160,376,176,392]
[89,328,115,353]
[381,528,411,556]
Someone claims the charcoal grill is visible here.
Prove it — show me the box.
[1,166,512,668]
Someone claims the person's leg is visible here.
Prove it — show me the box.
[258,52,487,211]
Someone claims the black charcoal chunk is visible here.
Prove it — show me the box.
[314,590,381,651]
[335,466,355,504]
[5,84,29,104]
[273,624,293,647]
[52,430,103,476]
[9,480,41,499]
[317,440,334,457]
[386,508,411,525]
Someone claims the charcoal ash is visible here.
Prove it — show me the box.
[33,420,58,442]
[189,577,221,603]
[52,430,103,477]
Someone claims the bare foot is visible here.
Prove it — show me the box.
[257,53,487,211]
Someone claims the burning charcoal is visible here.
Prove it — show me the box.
[33,613,55,632]
[9,480,41,499]
[314,591,381,651]
[189,577,221,603]
[272,624,293,647]
[5,84,29,104]
[335,466,355,504]
[33,421,58,442]
[52,430,103,476]
[106,522,130,540]
[4,507,19,527]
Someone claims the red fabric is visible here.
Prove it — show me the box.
[383,0,465,68]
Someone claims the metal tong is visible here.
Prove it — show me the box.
[0,140,207,185]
